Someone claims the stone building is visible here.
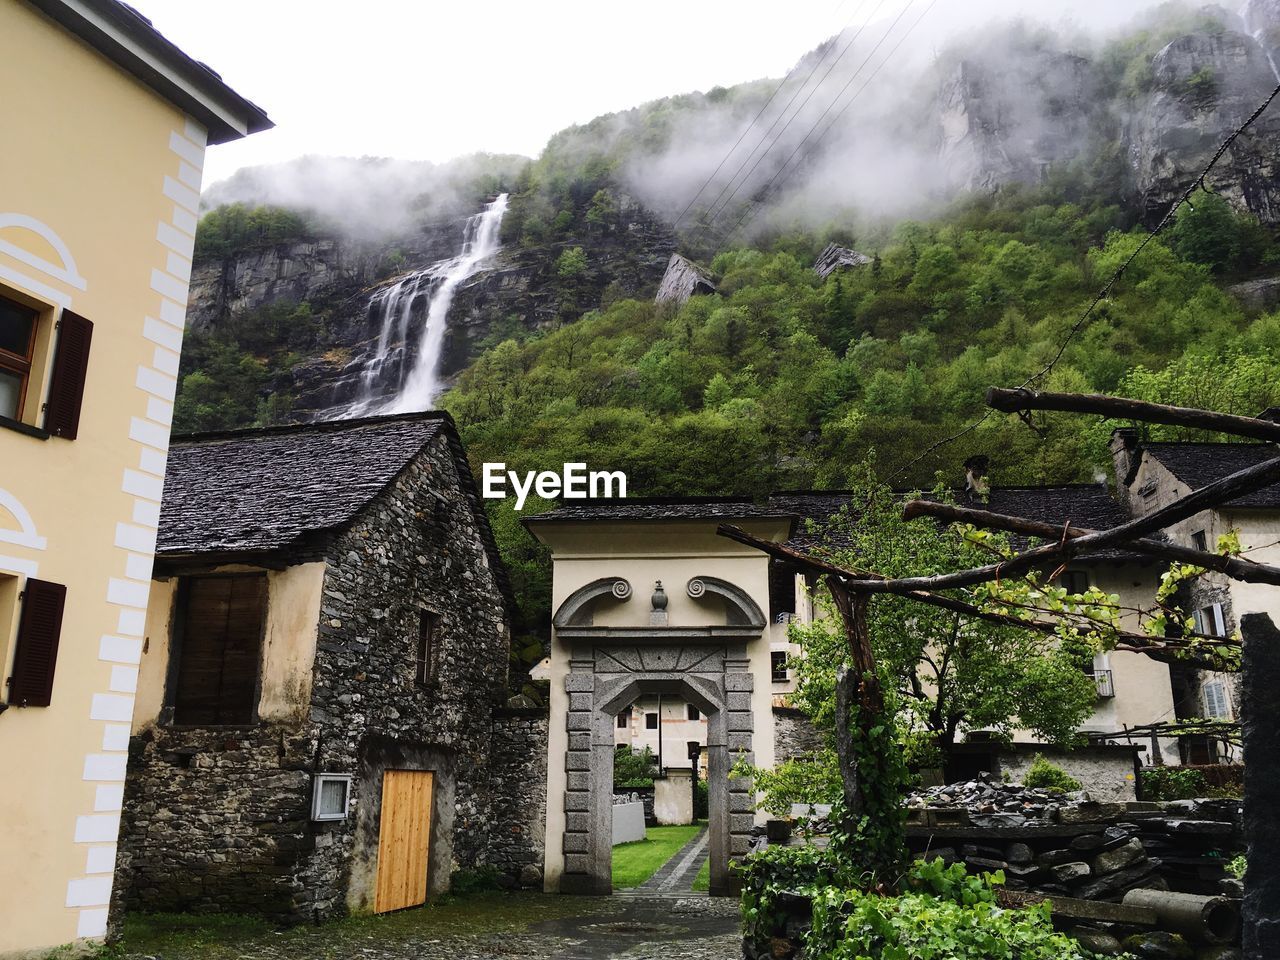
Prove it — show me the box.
[115,412,541,922]
[1111,428,1280,763]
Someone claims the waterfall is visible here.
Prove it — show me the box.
[348,193,508,416]
[1244,1,1280,83]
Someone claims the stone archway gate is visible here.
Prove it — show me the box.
[553,576,765,895]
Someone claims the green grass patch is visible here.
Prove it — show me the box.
[692,857,710,892]
[611,823,703,889]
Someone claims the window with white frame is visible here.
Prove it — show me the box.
[1192,602,1227,637]
[1202,680,1230,719]
[311,773,353,821]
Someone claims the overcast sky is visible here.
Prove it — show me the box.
[131,0,1169,189]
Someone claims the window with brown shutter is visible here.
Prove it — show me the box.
[6,579,66,707]
[170,574,267,725]
[43,309,93,439]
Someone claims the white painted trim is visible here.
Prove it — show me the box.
[172,207,197,237]
[122,468,164,502]
[74,814,120,844]
[0,553,39,577]
[132,500,161,528]
[89,694,136,724]
[123,553,152,582]
[108,664,139,693]
[177,161,201,190]
[85,845,117,874]
[0,487,47,550]
[146,396,174,426]
[114,522,157,554]
[138,446,167,477]
[168,131,204,169]
[129,416,169,451]
[76,909,109,938]
[117,608,146,637]
[82,754,128,781]
[0,212,87,289]
[101,725,131,751]
[144,316,183,352]
[99,635,143,665]
[150,267,188,304]
[137,363,180,398]
[66,876,112,908]
[184,118,208,145]
[0,261,70,308]
[106,578,150,608]
[157,298,186,328]
[93,785,124,812]
[153,347,180,376]
[165,250,192,282]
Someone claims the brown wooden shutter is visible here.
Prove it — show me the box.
[172,575,266,725]
[43,309,93,439]
[7,579,67,707]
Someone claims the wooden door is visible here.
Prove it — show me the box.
[374,769,434,913]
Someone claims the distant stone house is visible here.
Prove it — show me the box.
[1111,429,1280,763]
[114,412,542,923]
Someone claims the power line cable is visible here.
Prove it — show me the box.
[889,78,1280,483]
[695,0,889,235]
[714,0,935,245]
[673,0,873,230]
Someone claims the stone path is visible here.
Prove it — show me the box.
[115,891,741,960]
[625,826,709,897]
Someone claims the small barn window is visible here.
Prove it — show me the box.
[687,704,700,721]
[771,651,789,683]
[1191,530,1208,552]
[1059,570,1090,595]
[1193,603,1227,638]
[415,611,440,686]
[170,574,267,725]
[645,712,658,730]
[616,712,628,729]
[312,773,353,821]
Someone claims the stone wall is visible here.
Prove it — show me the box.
[116,724,316,920]
[772,706,823,763]
[999,745,1140,802]
[485,707,549,887]
[116,432,522,922]
[301,433,512,914]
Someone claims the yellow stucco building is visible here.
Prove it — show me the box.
[0,1,268,953]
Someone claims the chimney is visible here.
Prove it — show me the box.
[1109,428,1141,489]
[963,455,990,502]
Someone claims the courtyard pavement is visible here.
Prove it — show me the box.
[114,891,741,960]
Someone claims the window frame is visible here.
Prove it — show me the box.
[771,650,789,684]
[311,772,353,821]
[164,572,269,728]
[686,704,700,721]
[616,711,628,729]
[644,712,658,730]
[1191,530,1208,552]
[1193,602,1227,638]
[415,610,441,687]
[0,292,40,425]
[1202,679,1230,719]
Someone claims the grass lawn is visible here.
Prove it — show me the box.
[611,823,703,889]
[692,857,710,892]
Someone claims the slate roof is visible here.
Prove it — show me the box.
[769,485,1138,558]
[159,413,448,556]
[524,496,792,525]
[1143,442,1280,509]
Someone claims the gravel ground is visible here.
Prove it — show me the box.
[114,893,742,960]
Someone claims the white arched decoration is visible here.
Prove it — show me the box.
[0,487,47,551]
[0,212,87,291]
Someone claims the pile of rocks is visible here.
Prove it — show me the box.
[927,823,1165,901]
[906,775,1075,826]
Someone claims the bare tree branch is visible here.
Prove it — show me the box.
[828,456,1280,595]
[715,524,1236,671]
[986,387,1280,442]
[901,499,1280,586]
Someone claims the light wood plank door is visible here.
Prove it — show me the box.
[374,769,434,913]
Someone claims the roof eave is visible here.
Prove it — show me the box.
[26,0,272,144]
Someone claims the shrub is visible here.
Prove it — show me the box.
[1140,766,1207,801]
[613,746,658,787]
[449,864,501,896]
[1023,754,1082,793]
